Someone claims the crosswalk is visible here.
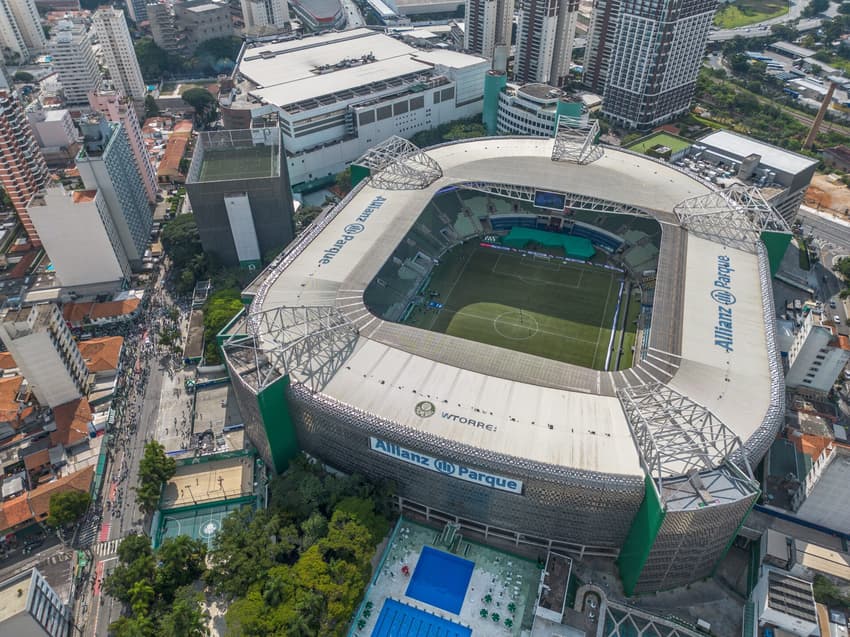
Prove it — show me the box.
[93,539,120,557]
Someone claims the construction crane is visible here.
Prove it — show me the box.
[803,81,837,150]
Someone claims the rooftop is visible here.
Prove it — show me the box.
[697,130,818,176]
[0,569,32,621]
[71,190,97,204]
[77,336,123,373]
[50,398,92,447]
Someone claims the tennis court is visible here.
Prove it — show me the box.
[405,243,624,370]
[199,146,278,181]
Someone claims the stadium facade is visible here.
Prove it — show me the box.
[223,131,788,594]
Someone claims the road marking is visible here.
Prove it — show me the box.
[97,523,111,543]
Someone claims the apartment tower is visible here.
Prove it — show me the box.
[514,0,579,86]
[241,0,290,35]
[92,7,146,100]
[48,20,100,104]
[0,0,46,62]
[584,0,717,128]
[464,0,514,60]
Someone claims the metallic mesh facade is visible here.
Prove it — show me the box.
[286,384,644,551]
[633,490,757,593]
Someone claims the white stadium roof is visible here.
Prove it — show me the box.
[249,137,779,479]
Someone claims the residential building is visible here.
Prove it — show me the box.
[48,20,100,104]
[785,312,850,397]
[27,185,131,289]
[0,304,89,408]
[514,0,578,86]
[75,114,154,268]
[233,28,488,187]
[0,568,71,637]
[685,130,818,224]
[155,119,192,184]
[174,0,233,53]
[482,73,586,136]
[464,0,513,60]
[241,0,290,35]
[185,127,294,269]
[751,567,819,637]
[125,0,148,23]
[583,0,716,128]
[92,8,146,101]
[0,0,46,63]
[25,106,80,168]
[62,296,141,328]
[89,89,158,203]
[0,73,48,246]
[147,2,180,53]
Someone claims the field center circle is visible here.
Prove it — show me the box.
[492,311,539,340]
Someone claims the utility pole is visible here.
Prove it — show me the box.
[803,81,837,150]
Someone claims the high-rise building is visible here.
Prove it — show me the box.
[26,105,81,167]
[583,0,716,129]
[785,313,850,397]
[75,114,153,269]
[514,0,579,86]
[0,73,47,246]
[174,1,233,53]
[464,0,513,60]
[28,185,131,289]
[0,568,72,637]
[48,20,100,104]
[89,89,158,203]
[125,0,148,23]
[0,304,89,408]
[92,8,146,101]
[185,128,294,269]
[146,2,179,53]
[0,0,46,63]
[241,0,290,35]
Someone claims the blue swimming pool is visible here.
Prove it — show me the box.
[405,546,474,615]
[371,599,471,637]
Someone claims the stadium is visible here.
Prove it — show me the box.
[222,127,788,594]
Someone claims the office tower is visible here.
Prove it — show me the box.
[75,114,153,269]
[464,0,513,60]
[125,0,148,23]
[0,0,46,63]
[28,185,131,289]
[93,8,146,100]
[146,2,179,53]
[0,568,72,637]
[185,128,294,269]
[0,73,47,246]
[89,89,158,203]
[514,0,579,86]
[241,0,290,35]
[48,20,100,104]
[0,304,89,407]
[583,0,716,128]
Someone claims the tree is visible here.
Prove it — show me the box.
[160,586,209,637]
[154,536,207,600]
[804,0,829,15]
[13,70,33,82]
[334,167,352,194]
[194,36,242,74]
[161,214,203,269]
[135,440,176,514]
[46,490,90,528]
[135,38,179,82]
[144,94,160,119]
[203,288,243,364]
[840,2,850,13]
[182,88,217,128]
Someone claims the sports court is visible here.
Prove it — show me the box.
[154,499,252,548]
[159,455,253,509]
[198,146,278,181]
[405,243,625,370]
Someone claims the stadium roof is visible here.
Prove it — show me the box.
[249,137,778,479]
[238,28,486,109]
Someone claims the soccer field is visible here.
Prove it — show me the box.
[199,146,278,181]
[406,244,625,370]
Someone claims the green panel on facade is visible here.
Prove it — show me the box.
[239,259,262,272]
[760,231,792,278]
[257,374,300,473]
[555,100,583,119]
[483,71,508,136]
[617,474,666,596]
[351,164,371,187]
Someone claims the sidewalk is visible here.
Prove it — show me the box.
[800,204,850,229]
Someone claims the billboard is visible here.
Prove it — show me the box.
[534,190,567,211]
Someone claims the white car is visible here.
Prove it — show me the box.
[836,315,842,324]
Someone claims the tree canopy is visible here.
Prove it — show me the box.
[13,70,33,82]
[182,88,218,128]
[46,490,90,528]
[144,95,160,119]
[202,288,243,364]
[161,214,203,269]
[135,441,177,514]
[134,38,178,82]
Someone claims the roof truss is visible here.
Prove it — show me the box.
[551,115,604,164]
[355,136,442,190]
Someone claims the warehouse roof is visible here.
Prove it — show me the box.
[697,130,818,176]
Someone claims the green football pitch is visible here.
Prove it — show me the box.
[199,146,277,181]
[405,244,626,370]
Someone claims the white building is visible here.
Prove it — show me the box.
[784,313,850,396]
[0,304,89,408]
[26,107,77,148]
[92,8,146,101]
[241,0,290,35]
[464,0,513,60]
[48,20,100,104]
[514,0,579,86]
[235,28,488,187]
[751,567,819,637]
[0,568,71,637]
[0,0,46,63]
[496,82,585,136]
[89,89,158,203]
[27,185,130,290]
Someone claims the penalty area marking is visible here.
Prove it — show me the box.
[492,310,540,341]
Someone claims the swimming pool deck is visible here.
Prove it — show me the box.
[351,518,541,636]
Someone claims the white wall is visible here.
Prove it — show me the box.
[5,332,81,408]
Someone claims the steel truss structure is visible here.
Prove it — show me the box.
[618,383,753,493]
[674,185,790,252]
[458,182,650,217]
[551,116,604,164]
[355,136,442,190]
[223,305,358,393]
